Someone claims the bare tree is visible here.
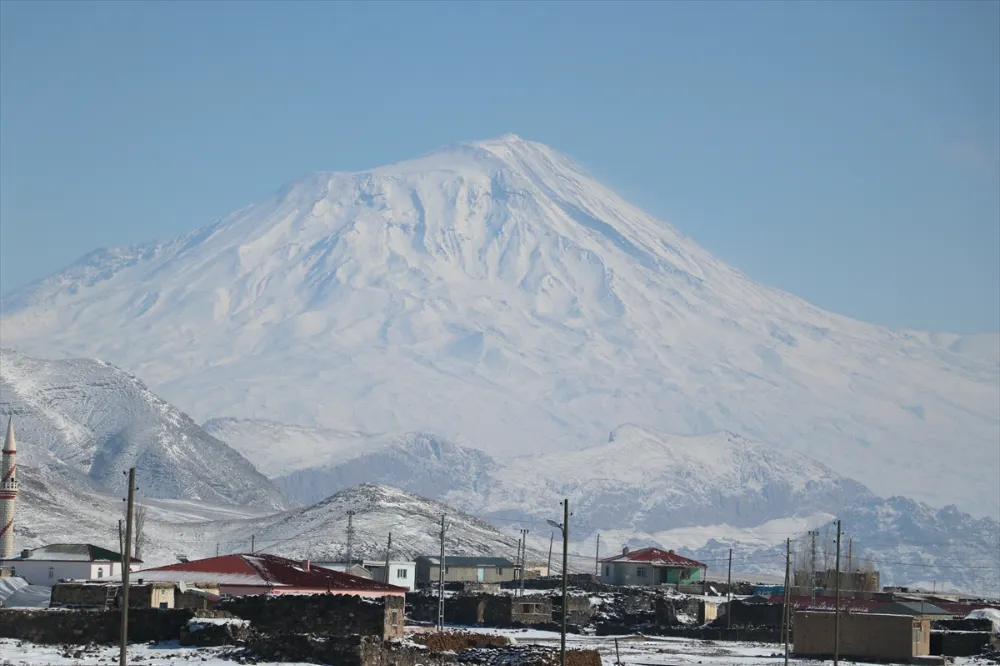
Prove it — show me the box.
[126,502,149,561]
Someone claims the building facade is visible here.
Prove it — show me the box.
[794,611,930,661]
[1,544,141,586]
[600,547,707,587]
[363,560,417,592]
[415,556,516,585]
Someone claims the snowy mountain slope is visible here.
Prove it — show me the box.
[0,349,288,509]
[263,422,872,534]
[201,417,383,478]
[1,135,997,514]
[169,484,536,564]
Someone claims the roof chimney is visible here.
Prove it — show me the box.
[302,559,310,571]
[622,547,629,556]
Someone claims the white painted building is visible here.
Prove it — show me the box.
[0,544,142,586]
[363,561,416,592]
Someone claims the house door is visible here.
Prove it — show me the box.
[477,567,485,582]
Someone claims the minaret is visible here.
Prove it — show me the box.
[0,418,19,559]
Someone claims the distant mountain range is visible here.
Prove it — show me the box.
[1,135,996,516]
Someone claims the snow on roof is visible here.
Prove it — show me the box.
[7,544,141,564]
[139,553,406,592]
[599,547,706,568]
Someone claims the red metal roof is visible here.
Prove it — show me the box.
[599,547,706,568]
[144,554,407,592]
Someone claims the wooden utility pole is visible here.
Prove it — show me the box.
[595,533,600,576]
[118,520,124,566]
[383,533,392,584]
[560,499,569,666]
[783,538,791,666]
[119,467,135,666]
[251,535,255,554]
[835,520,842,666]
[437,514,446,631]
[215,543,220,558]
[519,529,528,598]
[547,532,554,576]
[726,548,733,629]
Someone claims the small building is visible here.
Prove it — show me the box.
[415,556,516,585]
[600,547,706,587]
[50,580,221,609]
[131,553,406,599]
[363,560,416,592]
[442,594,553,627]
[313,562,374,579]
[0,544,142,586]
[794,611,930,661]
[878,600,955,620]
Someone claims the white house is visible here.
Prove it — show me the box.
[1,544,142,586]
[363,560,416,592]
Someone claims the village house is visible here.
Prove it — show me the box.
[600,547,707,587]
[795,611,931,661]
[415,555,517,585]
[0,544,142,586]
[128,553,407,599]
[363,560,417,592]
[312,562,374,579]
[50,580,220,609]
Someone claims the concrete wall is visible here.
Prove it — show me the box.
[365,562,416,592]
[419,563,515,584]
[794,612,929,661]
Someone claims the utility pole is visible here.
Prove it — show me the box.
[595,533,600,577]
[835,520,842,666]
[119,468,135,666]
[383,533,392,584]
[848,538,853,574]
[345,510,355,565]
[215,543,220,558]
[515,536,522,597]
[726,548,733,629]
[547,532,554,577]
[118,520,124,568]
[251,535,255,554]
[783,538,791,666]
[437,514,446,631]
[519,529,528,598]
[560,500,569,666]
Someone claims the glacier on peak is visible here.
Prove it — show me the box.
[0,136,997,516]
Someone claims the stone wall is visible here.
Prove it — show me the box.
[794,612,929,661]
[220,593,403,640]
[930,630,995,657]
[51,582,179,609]
[0,608,196,644]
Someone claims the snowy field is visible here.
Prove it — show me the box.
[1,629,982,666]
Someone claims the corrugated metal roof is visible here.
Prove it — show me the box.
[599,547,705,568]
[878,601,953,616]
[141,554,406,592]
[418,556,514,568]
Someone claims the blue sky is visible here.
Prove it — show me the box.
[1,0,997,333]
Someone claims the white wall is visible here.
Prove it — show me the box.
[365,562,416,592]
[5,560,138,586]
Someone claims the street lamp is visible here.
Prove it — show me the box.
[548,501,569,666]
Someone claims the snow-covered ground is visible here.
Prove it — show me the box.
[0,629,982,666]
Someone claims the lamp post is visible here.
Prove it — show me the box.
[547,500,570,666]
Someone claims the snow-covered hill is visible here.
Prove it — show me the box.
[263,422,872,534]
[1,135,997,515]
[0,349,288,509]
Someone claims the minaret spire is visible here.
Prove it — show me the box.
[0,417,20,559]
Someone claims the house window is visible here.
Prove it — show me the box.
[48,567,54,579]
[604,566,610,576]
[498,568,504,576]
[397,568,408,579]
[97,567,104,579]
[445,566,449,574]
[636,567,646,578]
[159,602,168,609]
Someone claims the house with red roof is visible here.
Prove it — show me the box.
[600,547,707,587]
[131,553,407,599]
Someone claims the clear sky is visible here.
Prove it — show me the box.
[1,0,997,333]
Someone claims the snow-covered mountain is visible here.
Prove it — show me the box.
[260,422,871,533]
[0,135,997,516]
[0,349,288,509]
